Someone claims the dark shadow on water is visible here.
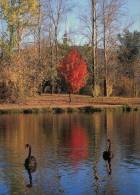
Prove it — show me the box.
[106,158,112,175]
[26,168,33,188]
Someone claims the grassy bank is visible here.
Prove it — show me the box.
[0,94,140,114]
[0,106,103,114]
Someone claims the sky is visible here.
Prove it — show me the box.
[73,0,140,30]
[63,0,140,44]
[0,0,139,45]
[127,0,140,30]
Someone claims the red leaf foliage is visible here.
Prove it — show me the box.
[59,48,88,93]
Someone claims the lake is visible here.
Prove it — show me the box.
[0,110,140,195]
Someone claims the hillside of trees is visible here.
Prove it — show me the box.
[0,0,140,103]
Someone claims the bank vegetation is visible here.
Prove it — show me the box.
[0,0,140,103]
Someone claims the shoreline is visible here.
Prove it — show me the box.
[0,95,140,114]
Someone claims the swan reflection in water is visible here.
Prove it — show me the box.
[103,139,113,175]
[24,144,37,188]
[26,169,33,188]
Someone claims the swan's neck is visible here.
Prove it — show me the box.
[28,146,31,158]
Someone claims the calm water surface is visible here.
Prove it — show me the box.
[0,111,140,195]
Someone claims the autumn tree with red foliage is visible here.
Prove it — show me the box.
[59,48,88,102]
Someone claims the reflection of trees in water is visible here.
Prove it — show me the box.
[0,114,46,194]
[40,113,107,168]
[92,119,101,194]
[92,111,114,194]
[110,111,140,160]
[1,111,140,194]
[40,113,105,147]
[68,126,89,163]
[41,114,90,163]
[0,112,113,188]
[1,112,140,158]
[22,113,107,165]
[0,115,24,194]
[0,115,20,143]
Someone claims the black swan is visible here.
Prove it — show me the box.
[103,139,113,175]
[24,144,37,187]
[103,139,112,161]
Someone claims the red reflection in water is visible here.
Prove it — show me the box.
[69,127,89,163]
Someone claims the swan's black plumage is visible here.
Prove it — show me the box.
[103,139,113,175]
[103,139,112,161]
[24,144,37,188]
[24,144,37,172]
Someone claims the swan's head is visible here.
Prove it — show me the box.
[25,144,30,149]
[107,139,111,143]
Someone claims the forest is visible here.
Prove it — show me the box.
[0,0,140,103]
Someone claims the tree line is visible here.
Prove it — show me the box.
[0,0,140,102]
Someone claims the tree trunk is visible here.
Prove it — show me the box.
[102,0,107,96]
[38,0,41,65]
[91,0,97,96]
